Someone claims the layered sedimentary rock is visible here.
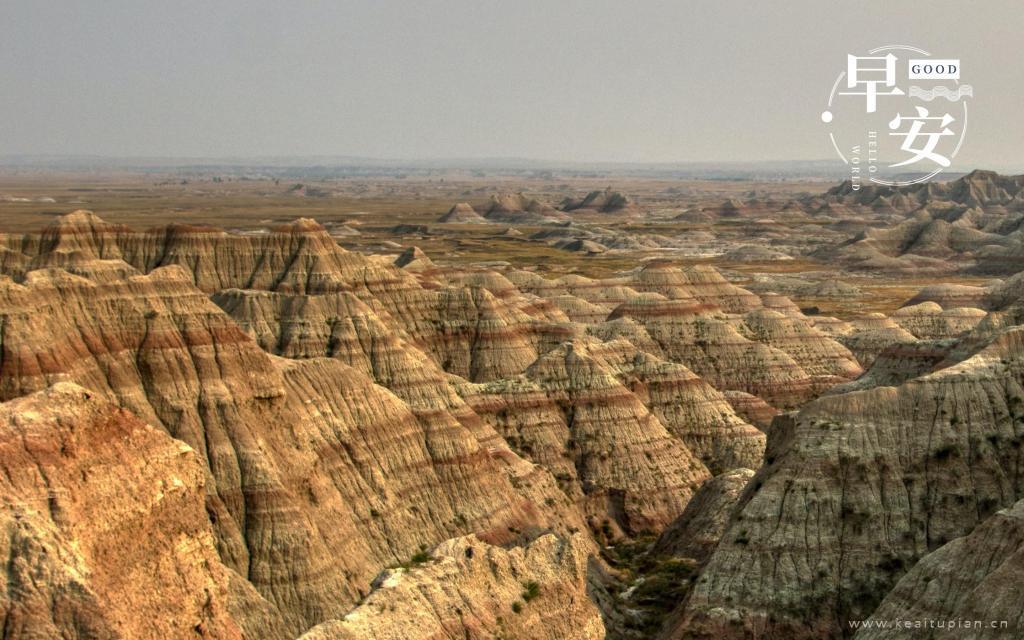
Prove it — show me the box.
[394,245,439,274]
[563,264,863,408]
[828,339,956,394]
[799,279,862,299]
[561,188,639,217]
[588,317,666,358]
[301,534,604,640]
[839,313,919,368]
[738,308,862,389]
[582,339,765,474]
[812,171,1024,274]
[10,213,776,539]
[213,283,588,533]
[462,340,712,535]
[722,390,778,431]
[0,263,572,635]
[0,383,279,639]
[4,211,418,297]
[610,295,816,408]
[216,246,778,497]
[855,500,1024,639]
[438,202,487,223]
[529,222,685,254]
[757,292,804,317]
[372,281,543,382]
[981,273,1024,310]
[651,468,755,562]
[5,209,972,638]
[628,263,760,313]
[677,326,1024,639]
[810,315,855,338]
[904,283,990,309]
[444,269,522,300]
[481,193,567,224]
[211,287,475,419]
[560,276,643,307]
[551,293,614,324]
[890,302,986,340]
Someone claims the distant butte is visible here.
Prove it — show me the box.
[1,171,1023,638]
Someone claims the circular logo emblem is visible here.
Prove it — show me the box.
[822,45,972,188]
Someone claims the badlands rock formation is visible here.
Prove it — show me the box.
[462,340,713,535]
[0,211,806,636]
[5,202,1024,638]
[890,302,987,340]
[722,390,779,430]
[811,171,1024,274]
[838,313,918,367]
[0,230,586,635]
[480,193,567,224]
[855,500,1024,639]
[561,189,640,217]
[0,383,282,640]
[300,534,604,640]
[676,326,1024,639]
[438,202,488,224]
[904,283,989,309]
[651,468,755,562]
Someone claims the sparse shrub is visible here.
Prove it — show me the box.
[877,554,905,574]
[521,580,540,602]
[409,545,430,565]
[629,557,697,614]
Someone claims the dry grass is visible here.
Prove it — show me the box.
[0,172,992,318]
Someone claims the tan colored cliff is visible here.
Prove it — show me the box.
[855,500,1024,640]
[628,262,761,313]
[0,263,577,635]
[738,308,862,390]
[651,468,756,562]
[675,327,1024,639]
[722,390,779,431]
[0,383,285,639]
[583,339,765,473]
[840,313,919,367]
[462,340,712,535]
[610,294,815,408]
[0,212,915,639]
[890,302,987,340]
[300,534,604,640]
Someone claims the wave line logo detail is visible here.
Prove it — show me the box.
[908,85,973,102]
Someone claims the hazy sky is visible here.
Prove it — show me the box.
[3,0,1022,165]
